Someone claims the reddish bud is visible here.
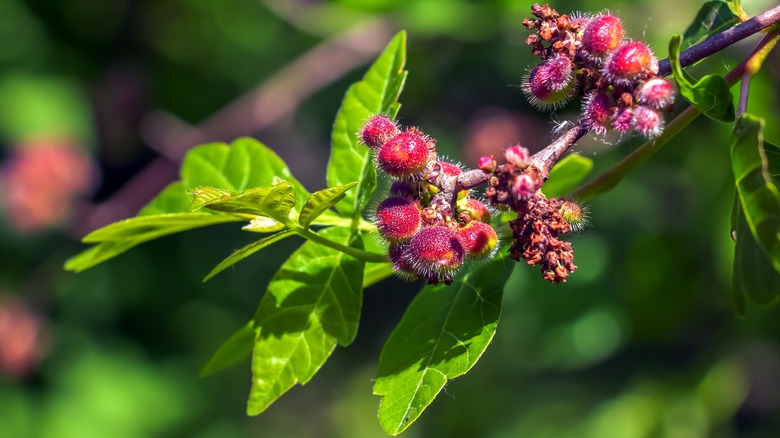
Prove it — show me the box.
[375,196,421,242]
[612,106,634,133]
[359,115,398,149]
[632,105,664,138]
[388,243,418,281]
[457,198,492,223]
[580,14,623,58]
[582,92,613,136]
[603,41,658,85]
[407,226,465,281]
[478,155,496,172]
[377,131,430,179]
[523,55,575,110]
[505,144,530,168]
[457,221,499,259]
[635,78,675,110]
[512,174,536,200]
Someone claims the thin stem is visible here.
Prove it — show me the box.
[737,73,751,117]
[292,225,389,263]
[572,30,780,202]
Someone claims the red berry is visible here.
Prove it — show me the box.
[504,144,529,168]
[603,41,658,85]
[439,161,462,177]
[512,173,535,200]
[388,243,418,281]
[611,106,633,133]
[375,196,421,242]
[359,115,398,149]
[407,226,465,281]
[523,55,575,110]
[457,198,492,223]
[580,14,624,59]
[632,105,664,138]
[635,78,675,110]
[457,221,498,259]
[377,131,430,179]
[582,92,613,136]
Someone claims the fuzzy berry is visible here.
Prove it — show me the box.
[582,92,613,136]
[580,14,623,59]
[388,243,418,281]
[375,196,421,242]
[612,106,634,133]
[505,144,530,168]
[560,199,588,232]
[359,115,398,150]
[512,173,536,200]
[523,55,575,110]
[406,226,465,281]
[603,41,658,85]
[377,131,430,179]
[635,78,675,110]
[632,105,664,138]
[457,221,499,259]
[458,198,492,223]
[439,161,462,177]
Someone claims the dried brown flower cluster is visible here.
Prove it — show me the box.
[522,3,588,60]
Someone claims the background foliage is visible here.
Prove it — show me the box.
[1,0,779,437]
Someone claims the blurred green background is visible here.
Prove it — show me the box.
[1,0,779,437]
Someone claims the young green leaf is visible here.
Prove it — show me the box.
[298,182,359,229]
[327,31,407,218]
[542,153,594,198]
[669,34,735,122]
[203,229,297,282]
[373,255,513,435]
[139,181,192,215]
[190,183,296,223]
[247,227,365,416]
[682,1,739,49]
[65,213,244,272]
[733,201,780,311]
[730,114,780,273]
[200,321,255,377]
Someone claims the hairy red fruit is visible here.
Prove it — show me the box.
[458,198,492,223]
[523,55,575,110]
[632,105,664,138]
[582,92,613,136]
[388,243,418,281]
[512,173,535,200]
[407,226,465,281]
[611,106,634,133]
[603,41,657,85]
[359,115,398,149]
[505,144,530,168]
[478,155,496,172]
[580,14,623,58]
[377,131,430,179]
[439,161,462,176]
[375,196,421,242]
[635,78,675,109]
[457,221,499,259]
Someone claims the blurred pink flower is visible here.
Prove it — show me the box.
[0,296,45,378]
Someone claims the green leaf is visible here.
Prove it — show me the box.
[543,153,594,198]
[200,321,255,377]
[327,31,407,217]
[373,255,513,435]
[203,230,297,282]
[247,227,365,415]
[733,201,780,310]
[730,114,780,273]
[669,34,735,122]
[65,213,244,272]
[138,182,192,215]
[190,183,296,223]
[298,182,359,229]
[682,2,739,50]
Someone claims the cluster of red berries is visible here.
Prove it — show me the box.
[522,3,675,139]
[359,115,499,284]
